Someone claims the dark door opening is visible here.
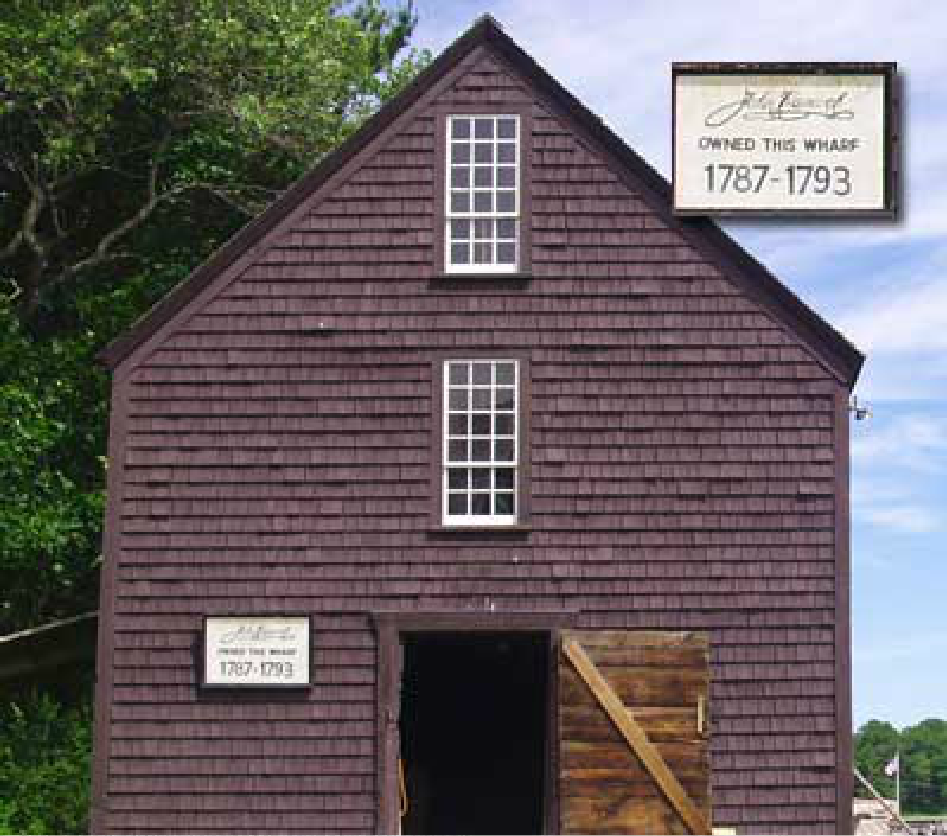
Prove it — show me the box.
[398,631,549,835]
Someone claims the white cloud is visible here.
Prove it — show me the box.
[852,412,947,470]
[845,281,947,353]
[853,478,911,507]
[841,276,947,352]
[851,413,947,533]
[855,351,947,401]
[858,505,942,533]
[830,241,947,357]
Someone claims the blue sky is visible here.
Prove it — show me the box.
[410,0,947,728]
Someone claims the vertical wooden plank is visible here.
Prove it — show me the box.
[374,616,400,835]
[90,375,130,833]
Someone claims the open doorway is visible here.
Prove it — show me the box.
[398,631,549,835]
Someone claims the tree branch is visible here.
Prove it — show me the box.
[57,148,181,283]
[0,156,57,314]
[14,166,51,310]
[0,228,24,261]
[14,139,181,313]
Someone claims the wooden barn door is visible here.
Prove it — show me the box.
[558,630,712,835]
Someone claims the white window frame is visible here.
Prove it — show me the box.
[444,114,520,274]
[442,359,519,526]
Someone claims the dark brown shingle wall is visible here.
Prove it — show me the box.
[103,50,843,834]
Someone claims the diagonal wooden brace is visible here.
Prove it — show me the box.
[563,638,711,835]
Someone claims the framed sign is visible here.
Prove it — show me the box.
[673,62,896,216]
[202,615,311,688]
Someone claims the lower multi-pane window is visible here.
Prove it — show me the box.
[443,359,518,525]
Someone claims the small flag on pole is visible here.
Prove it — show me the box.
[885,754,900,777]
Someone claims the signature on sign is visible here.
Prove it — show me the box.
[220,624,296,644]
[704,89,855,128]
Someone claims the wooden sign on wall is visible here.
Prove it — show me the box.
[673,62,896,217]
[202,615,311,688]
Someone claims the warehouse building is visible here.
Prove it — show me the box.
[91,17,863,834]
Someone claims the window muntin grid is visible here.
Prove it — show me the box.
[443,359,518,525]
[445,115,519,273]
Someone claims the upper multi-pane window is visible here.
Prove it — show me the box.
[443,360,518,525]
[445,115,519,273]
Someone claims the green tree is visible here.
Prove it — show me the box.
[856,719,947,815]
[0,306,105,630]
[0,0,426,634]
[902,720,947,814]
[0,0,423,319]
[855,719,901,800]
[0,692,93,834]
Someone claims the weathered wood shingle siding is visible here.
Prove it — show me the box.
[96,45,850,834]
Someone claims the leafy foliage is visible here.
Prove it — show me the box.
[0,0,425,633]
[902,720,947,814]
[856,719,901,800]
[0,0,425,318]
[856,719,947,814]
[0,304,105,631]
[0,692,93,834]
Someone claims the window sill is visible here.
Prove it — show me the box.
[434,272,532,283]
[426,525,531,540]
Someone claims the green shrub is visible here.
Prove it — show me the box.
[0,692,92,834]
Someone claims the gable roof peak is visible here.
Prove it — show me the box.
[96,13,863,388]
[471,13,503,32]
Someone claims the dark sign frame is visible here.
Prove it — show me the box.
[200,613,313,690]
[672,61,898,218]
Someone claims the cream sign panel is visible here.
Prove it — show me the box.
[204,615,310,687]
[673,66,894,214]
